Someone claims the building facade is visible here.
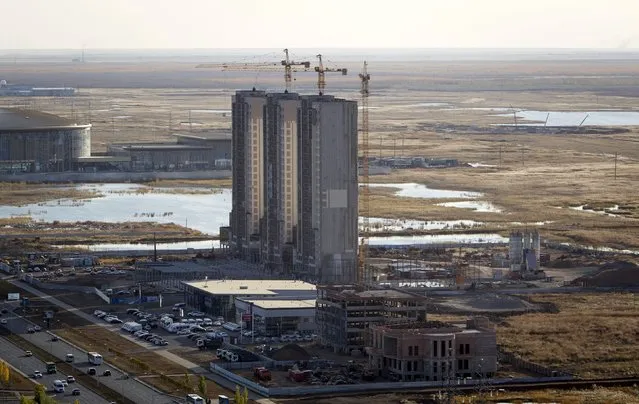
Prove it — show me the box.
[230,90,358,283]
[296,96,359,284]
[369,318,497,382]
[316,285,428,353]
[230,90,267,261]
[0,108,91,173]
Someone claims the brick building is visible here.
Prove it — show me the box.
[368,317,497,382]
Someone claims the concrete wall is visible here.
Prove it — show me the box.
[0,169,230,183]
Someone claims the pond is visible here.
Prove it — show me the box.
[496,110,639,126]
[368,183,481,199]
[436,201,502,213]
[0,183,231,235]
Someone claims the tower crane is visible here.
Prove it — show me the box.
[195,49,311,92]
[358,61,371,285]
[314,54,348,95]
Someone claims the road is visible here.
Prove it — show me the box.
[0,298,177,404]
[0,334,109,404]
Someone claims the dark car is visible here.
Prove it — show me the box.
[51,336,59,342]
[72,388,80,396]
[102,370,111,377]
[1,309,8,314]
[88,368,96,376]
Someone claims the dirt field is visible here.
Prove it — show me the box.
[277,386,639,404]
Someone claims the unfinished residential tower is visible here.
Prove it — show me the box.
[230,90,358,284]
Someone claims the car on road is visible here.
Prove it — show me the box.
[32,371,43,379]
[24,350,33,357]
[88,368,96,376]
[0,319,7,325]
[27,327,35,333]
[65,354,74,363]
[187,311,205,317]
[51,335,59,342]
[1,309,8,314]
[72,388,81,396]
[67,376,76,383]
[61,379,68,387]
[33,325,42,332]
[102,370,111,377]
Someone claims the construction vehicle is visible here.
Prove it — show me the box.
[288,368,312,382]
[253,366,272,382]
[196,335,223,351]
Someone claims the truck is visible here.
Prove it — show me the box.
[196,336,223,351]
[45,362,57,374]
[87,352,103,365]
[253,366,272,382]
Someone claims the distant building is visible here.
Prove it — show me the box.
[0,108,91,173]
[316,285,428,353]
[230,90,358,283]
[509,230,541,272]
[107,131,231,171]
[369,317,497,382]
[0,80,75,97]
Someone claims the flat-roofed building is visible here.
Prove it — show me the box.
[234,298,316,335]
[369,317,497,382]
[316,285,428,353]
[182,279,315,319]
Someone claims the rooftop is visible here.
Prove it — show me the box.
[112,143,212,151]
[237,299,316,310]
[173,131,231,141]
[0,108,89,131]
[184,279,316,296]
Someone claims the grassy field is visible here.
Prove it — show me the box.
[496,293,639,378]
[0,182,100,206]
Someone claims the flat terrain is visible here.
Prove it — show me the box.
[2,59,639,250]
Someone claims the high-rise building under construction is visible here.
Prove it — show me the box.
[229,90,358,284]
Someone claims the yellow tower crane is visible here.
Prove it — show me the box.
[358,61,371,285]
[195,49,311,92]
[314,54,348,95]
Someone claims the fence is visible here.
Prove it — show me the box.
[21,276,110,303]
[210,362,573,397]
[498,348,572,377]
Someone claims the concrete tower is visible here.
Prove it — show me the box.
[263,92,301,273]
[296,95,359,284]
[230,90,267,261]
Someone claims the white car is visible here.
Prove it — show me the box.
[33,371,43,379]
[33,325,42,332]
[177,330,190,335]
[0,319,7,325]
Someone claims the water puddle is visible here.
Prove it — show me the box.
[369,233,508,246]
[361,217,481,232]
[569,205,619,217]
[437,201,502,213]
[496,110,639,126]
[368,183,481,199]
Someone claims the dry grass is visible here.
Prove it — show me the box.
[279,386,639,404]
[56,324,231,397]
[144,178,232,188]
[496,293,639,378]
[0,182,100,206]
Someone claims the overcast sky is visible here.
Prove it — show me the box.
[1,0,638,49]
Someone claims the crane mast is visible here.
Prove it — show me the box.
[314,54,347,95]
[359,61,371,285]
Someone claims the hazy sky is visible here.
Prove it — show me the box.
[1,0,638,49]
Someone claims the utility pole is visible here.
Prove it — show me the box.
[614,152,618,180]
[521,147,525,166]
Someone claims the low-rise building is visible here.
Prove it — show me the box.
[182,279,316,319]
[234,298,316,336]
[369,317,497,382]
[316,285,428,353]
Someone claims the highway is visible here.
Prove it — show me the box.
[0,300,177,404]
[0,335,108,404]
